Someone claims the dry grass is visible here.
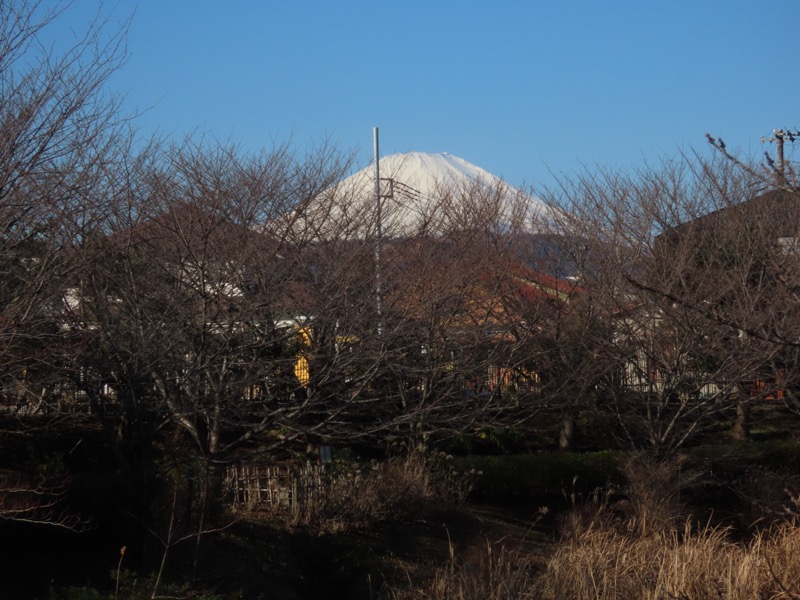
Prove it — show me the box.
[558,483,618,540]
[379,518,794,600]
[557,452,700,540]
[382,538,537,600]
[539,453,800,599]
[300,453,434,533]
[618,451,705,537]
[300,452,478,534]
[363,450,800,599]
[538,521,800,599]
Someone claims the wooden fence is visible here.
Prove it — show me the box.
[224,463,328,516]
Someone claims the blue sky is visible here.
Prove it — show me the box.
[54,1,799,191]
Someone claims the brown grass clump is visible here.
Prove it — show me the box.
[558,452,701,540]
[383,538,537,600]
[312,491,800,599]
[302,453,434,533]
[759,522,800,597]
[301,451,478,533]
[619,451,703,537]
[374,451,800,599]
[538,520,800,599]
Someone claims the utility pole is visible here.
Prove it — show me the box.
[373,127,395,336]
[762,129,799,180]
[373,127,383,336]
[774,129,785,179]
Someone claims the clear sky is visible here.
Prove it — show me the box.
[52,1,799,192]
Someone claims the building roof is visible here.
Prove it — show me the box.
[658,189,800,245]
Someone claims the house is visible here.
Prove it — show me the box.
[654,188,800,273]
[648,187,800,405]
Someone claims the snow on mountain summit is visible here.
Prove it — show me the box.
[352,151,526,201]
[286,151,546,239]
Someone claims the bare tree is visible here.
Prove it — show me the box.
[0,1,140,545]
[540,153,798,455]
[70,140,353,460]
[349,179,545,448]
[0,0,130,414]
[241,173,549,451]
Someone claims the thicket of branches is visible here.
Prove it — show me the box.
[0,3,560,542]
[540,148,800,455]
[3,0,800,547]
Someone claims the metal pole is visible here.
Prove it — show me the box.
[373,127,383,336]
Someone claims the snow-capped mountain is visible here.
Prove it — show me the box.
[286,152,547,239]
[361,151,510,199]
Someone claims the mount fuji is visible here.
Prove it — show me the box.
[290,152,548,239]
[356,151,516,199]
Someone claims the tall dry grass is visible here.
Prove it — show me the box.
[386,450,800,599]
[383,538,537,600]
[383,522,800,599]
[538,521,800,599]
[540,453,800,599]
[619,451,707,537]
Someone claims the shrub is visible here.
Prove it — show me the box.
[557,482,618,540]
[619,451,705,536]
[457,450,622,506]
[731,465,800,531]
[300,451,477,533]
[306,453,432,532]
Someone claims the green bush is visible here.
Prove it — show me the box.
[455,450,622,505]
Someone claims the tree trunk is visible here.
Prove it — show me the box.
[732,394,750,441]
[559,410,577,452]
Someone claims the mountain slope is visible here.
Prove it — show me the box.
[286,152,546,239]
